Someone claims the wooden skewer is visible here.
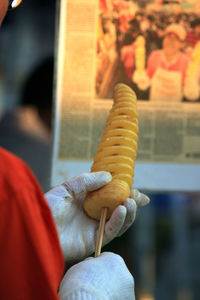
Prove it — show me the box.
[94,207,108,257]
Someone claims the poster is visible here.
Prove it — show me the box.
[52,0,200,191]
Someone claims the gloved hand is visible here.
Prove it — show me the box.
[184,76,200,101]
[132,70,150,90]
[59,252,135,300]
[45,171,150,261]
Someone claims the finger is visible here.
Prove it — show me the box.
[64,171,112,202]
[45,184,71,199]
[130,189,150,207]
[117,198,137,237]
[83,172,112,192]
[103,205,126,243]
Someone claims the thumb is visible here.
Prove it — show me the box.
[64,171,112,202]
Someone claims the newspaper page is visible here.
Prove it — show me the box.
[52,0,200,191]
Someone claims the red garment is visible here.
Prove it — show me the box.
[186,31,200,48]
[146,49,190,85]
[99,0,109,11]
[0,147,65,300]
[120,44,136,80]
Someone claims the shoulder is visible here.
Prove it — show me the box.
[0,147,43,203]
[148,49,162,60]
[0,147,33,181]
[0,147,27,179]
[121,44,134,53]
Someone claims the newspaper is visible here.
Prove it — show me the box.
[57,98,200,163]
[52,0,200,191]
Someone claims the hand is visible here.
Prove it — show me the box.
[184,76,200,101]
[132,70,150,90]
[59,252,135,300]
[45,172,150,261]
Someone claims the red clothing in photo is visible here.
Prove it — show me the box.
[0,147,65,300]
[146,49,190,85]
[120,44,136,80]
[186,31,200,48]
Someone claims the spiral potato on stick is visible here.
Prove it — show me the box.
[83,83,138,222]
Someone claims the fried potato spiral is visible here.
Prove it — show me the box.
[84,83,138,220]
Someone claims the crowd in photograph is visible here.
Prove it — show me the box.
[96,1,200,101]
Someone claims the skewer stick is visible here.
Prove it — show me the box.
[95,207,108,257]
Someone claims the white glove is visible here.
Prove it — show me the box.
[45,171,150,261]
[132,70,150,90]
[59,252,135,300]
[184,76,200,101]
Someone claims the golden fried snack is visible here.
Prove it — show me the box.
[186,41,200,78]
[83,83,138,220]
[135,35,146,73]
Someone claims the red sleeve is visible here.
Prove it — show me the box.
[146,50,160,79]
[0,148,65,300]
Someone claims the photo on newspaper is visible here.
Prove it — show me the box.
[96,0,200,103]
[52,0,200,189]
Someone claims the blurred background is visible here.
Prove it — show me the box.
[0,0,55,191]
[0,1,200,300]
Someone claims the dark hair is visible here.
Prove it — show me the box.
[21,56,54,110]
[128,18,140,31]
[191,18,200,28]
[156,23,166,31]
[21,56,54,130]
